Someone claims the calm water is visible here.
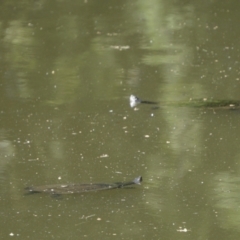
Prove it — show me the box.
[1,1,240,239]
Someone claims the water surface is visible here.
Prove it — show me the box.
[1,1,240,239]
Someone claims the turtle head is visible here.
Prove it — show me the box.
[133,176,142,185]
[129,95,141,107]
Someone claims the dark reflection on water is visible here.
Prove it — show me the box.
[1,0,240,239]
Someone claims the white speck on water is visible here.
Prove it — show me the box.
[177,227,191,232]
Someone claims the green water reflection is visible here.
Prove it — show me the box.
[1,0,240,239]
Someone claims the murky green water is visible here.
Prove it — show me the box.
[1,1,240,239]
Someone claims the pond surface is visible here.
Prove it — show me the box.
[1,1,240,239]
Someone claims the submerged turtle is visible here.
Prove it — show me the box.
[130,94,240,110]
[25,176,142,196]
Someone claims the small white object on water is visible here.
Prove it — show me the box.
[177,227,191,232]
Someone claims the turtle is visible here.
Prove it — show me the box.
[25,176,142,196]
[129,95,158,108]
[129,94,240,110]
